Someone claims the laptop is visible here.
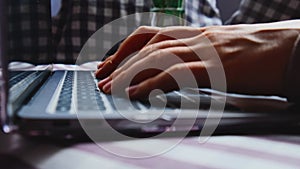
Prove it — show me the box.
[1,1,299,140]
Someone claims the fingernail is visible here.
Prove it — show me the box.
[102,81,112,93]
[126,85,139,97]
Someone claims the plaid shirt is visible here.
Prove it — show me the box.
[8,0,300,64]
[8,0,53,64]
[226,0,300,24]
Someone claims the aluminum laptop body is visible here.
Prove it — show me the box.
[1,1,299,140]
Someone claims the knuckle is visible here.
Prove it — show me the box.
[136,26,151,32]
[157,28,174,38]
[118,71,127,78]
[202,30,217,40]
[141,43,157,53]
[152,48,171,61]
[141,49,168,70]
[112,70,124,80]
[142,78,156,90]
[158,28,170,35]
[161,40,177,48]
[148,51,162,65]
[151,49,164,59]
[168,64,185,75]
[111,69,120,78]
[136,26,159,35]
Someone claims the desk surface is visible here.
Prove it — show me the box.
[1,132,300,169]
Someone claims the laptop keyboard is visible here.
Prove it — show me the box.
[53,71,149,114]
[55,71,106,113]
[9,71,37,87]
[56,71,74,112]
[9,71,45,100]
[53,71,214,114]
[8,71,50,115]
[76,71,106,111]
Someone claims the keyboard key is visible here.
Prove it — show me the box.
[56,71,74,112]
[56,71,107,112]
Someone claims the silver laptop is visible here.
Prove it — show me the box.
[1,1,297,140]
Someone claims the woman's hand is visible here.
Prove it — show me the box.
[95,26,203,79]
[96,21,300,99]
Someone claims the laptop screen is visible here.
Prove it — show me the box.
[0,0,9,132]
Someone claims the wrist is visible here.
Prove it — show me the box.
[284,34,300,102]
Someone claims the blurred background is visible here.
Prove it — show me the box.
[8,0,241,65]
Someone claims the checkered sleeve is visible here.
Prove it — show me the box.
[8,0,225,64]
[53,0,224,63]
[8,0,154,64]
[185,0,222,27]
[226,0,300,24]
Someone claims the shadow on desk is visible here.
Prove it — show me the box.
[0,154,36,169]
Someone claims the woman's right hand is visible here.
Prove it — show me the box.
[95,26,203,79]
[95,21,300,99]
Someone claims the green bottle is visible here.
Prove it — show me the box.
[151,0,185,26]
[152,0,183,8]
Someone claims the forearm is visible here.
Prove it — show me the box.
[266,20,300,102]
[256,20,300,32]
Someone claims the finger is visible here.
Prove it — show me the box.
[126,46,200,86]
[98,76,112,90]
[95,55,114,78]
[126,70,178,99]
[97,62,105,69]
[127,62,209,99]
[103,32,219,91]
[95,26,160,79]
[111,26,161,64]
[106,46,201,94]
[109,41,183,75]
[97,55,113,69]
[96,27,202,80]
[95,50,138,79]
[95,35,203,80]
[113,40,196,79]
[95,59,118,79]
